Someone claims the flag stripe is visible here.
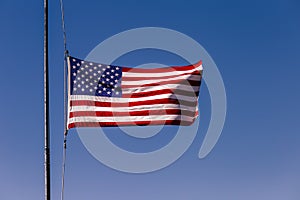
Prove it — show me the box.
[70,94,197,103]
[122,74,200,85]
[68,119,194,129]
[70,103,197,112]
[121,79,200,88]
[122,88,199,98]
[122,61,202,73]
[68,114,196,123]
[122,84,200,94]
[70,99,198,108]
[69,109,196,118]
[122,71,200,81]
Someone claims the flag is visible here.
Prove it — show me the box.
[67,56,203,129]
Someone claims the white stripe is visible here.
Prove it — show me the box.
[70,94,197,103]
[70,103,197,112]
[122,84,199,94]
[68,115,196,123]
[123,65,203,77]
[122,74,200,85]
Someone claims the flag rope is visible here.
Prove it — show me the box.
[60,0,69,130]
[59,0,69,199]
[61,131,68,200]
[60,0,68,57]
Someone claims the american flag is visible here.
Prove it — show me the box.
[67,56,203,129]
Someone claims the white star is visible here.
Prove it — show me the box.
[110,82,113,85]
[85,65,89,68]
[89,76,93,79]
[72,59,76,62]
[73,72,76,76]
[93,66,97,70]
[89,62,93,66]
[89,69,93,72]
[102,81,105,84]
[103,88,107,91]
[77,77,81,80]
[72,66,76,69]
[81,88,85,91]
[110,75,114,79]
[85,85,89,88]
[107,66,111,69]
[102,74,105,77]
[116,67,119,70]
[98,90,102,93]
[81,61,84,64]
[76,63,80,66]
[115,73,119,76]
[86,79,89,82]
[98,64,102,67]
[73,80,77,84]
[93,73,97,76]
[107,91,111,95]
[89,89,93,92]
[106,78,109,81]
[116,91,119,95]
[114,79,118,83]
[94,87,97,90]
[81,81,85,84]
[78,84,81,88]
[111,69,115,72]
[85,71,89,75]
[74,88,77,91]
[106,72,110,75]
[98,70,101,74]
[102,68,105,71]
[81,74,85,78]
[90,82,93,86]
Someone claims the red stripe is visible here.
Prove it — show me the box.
[122,61,202,73]
[70,98,198,108]
[122,79,201,88]
[69,109,196,118]
[122,71,201,81]
[68,119,195,129]
[122,88,199,98]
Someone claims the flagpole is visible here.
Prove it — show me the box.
[44,0,50,199]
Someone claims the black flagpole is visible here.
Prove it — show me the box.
[44,0,50,199]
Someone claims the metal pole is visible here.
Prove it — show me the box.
[44,0,50,199]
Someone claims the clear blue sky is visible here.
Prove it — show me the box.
[0,0,299,199]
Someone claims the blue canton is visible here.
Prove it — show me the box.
[69,57,122,97]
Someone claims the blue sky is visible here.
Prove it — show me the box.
[0,0,300,199]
